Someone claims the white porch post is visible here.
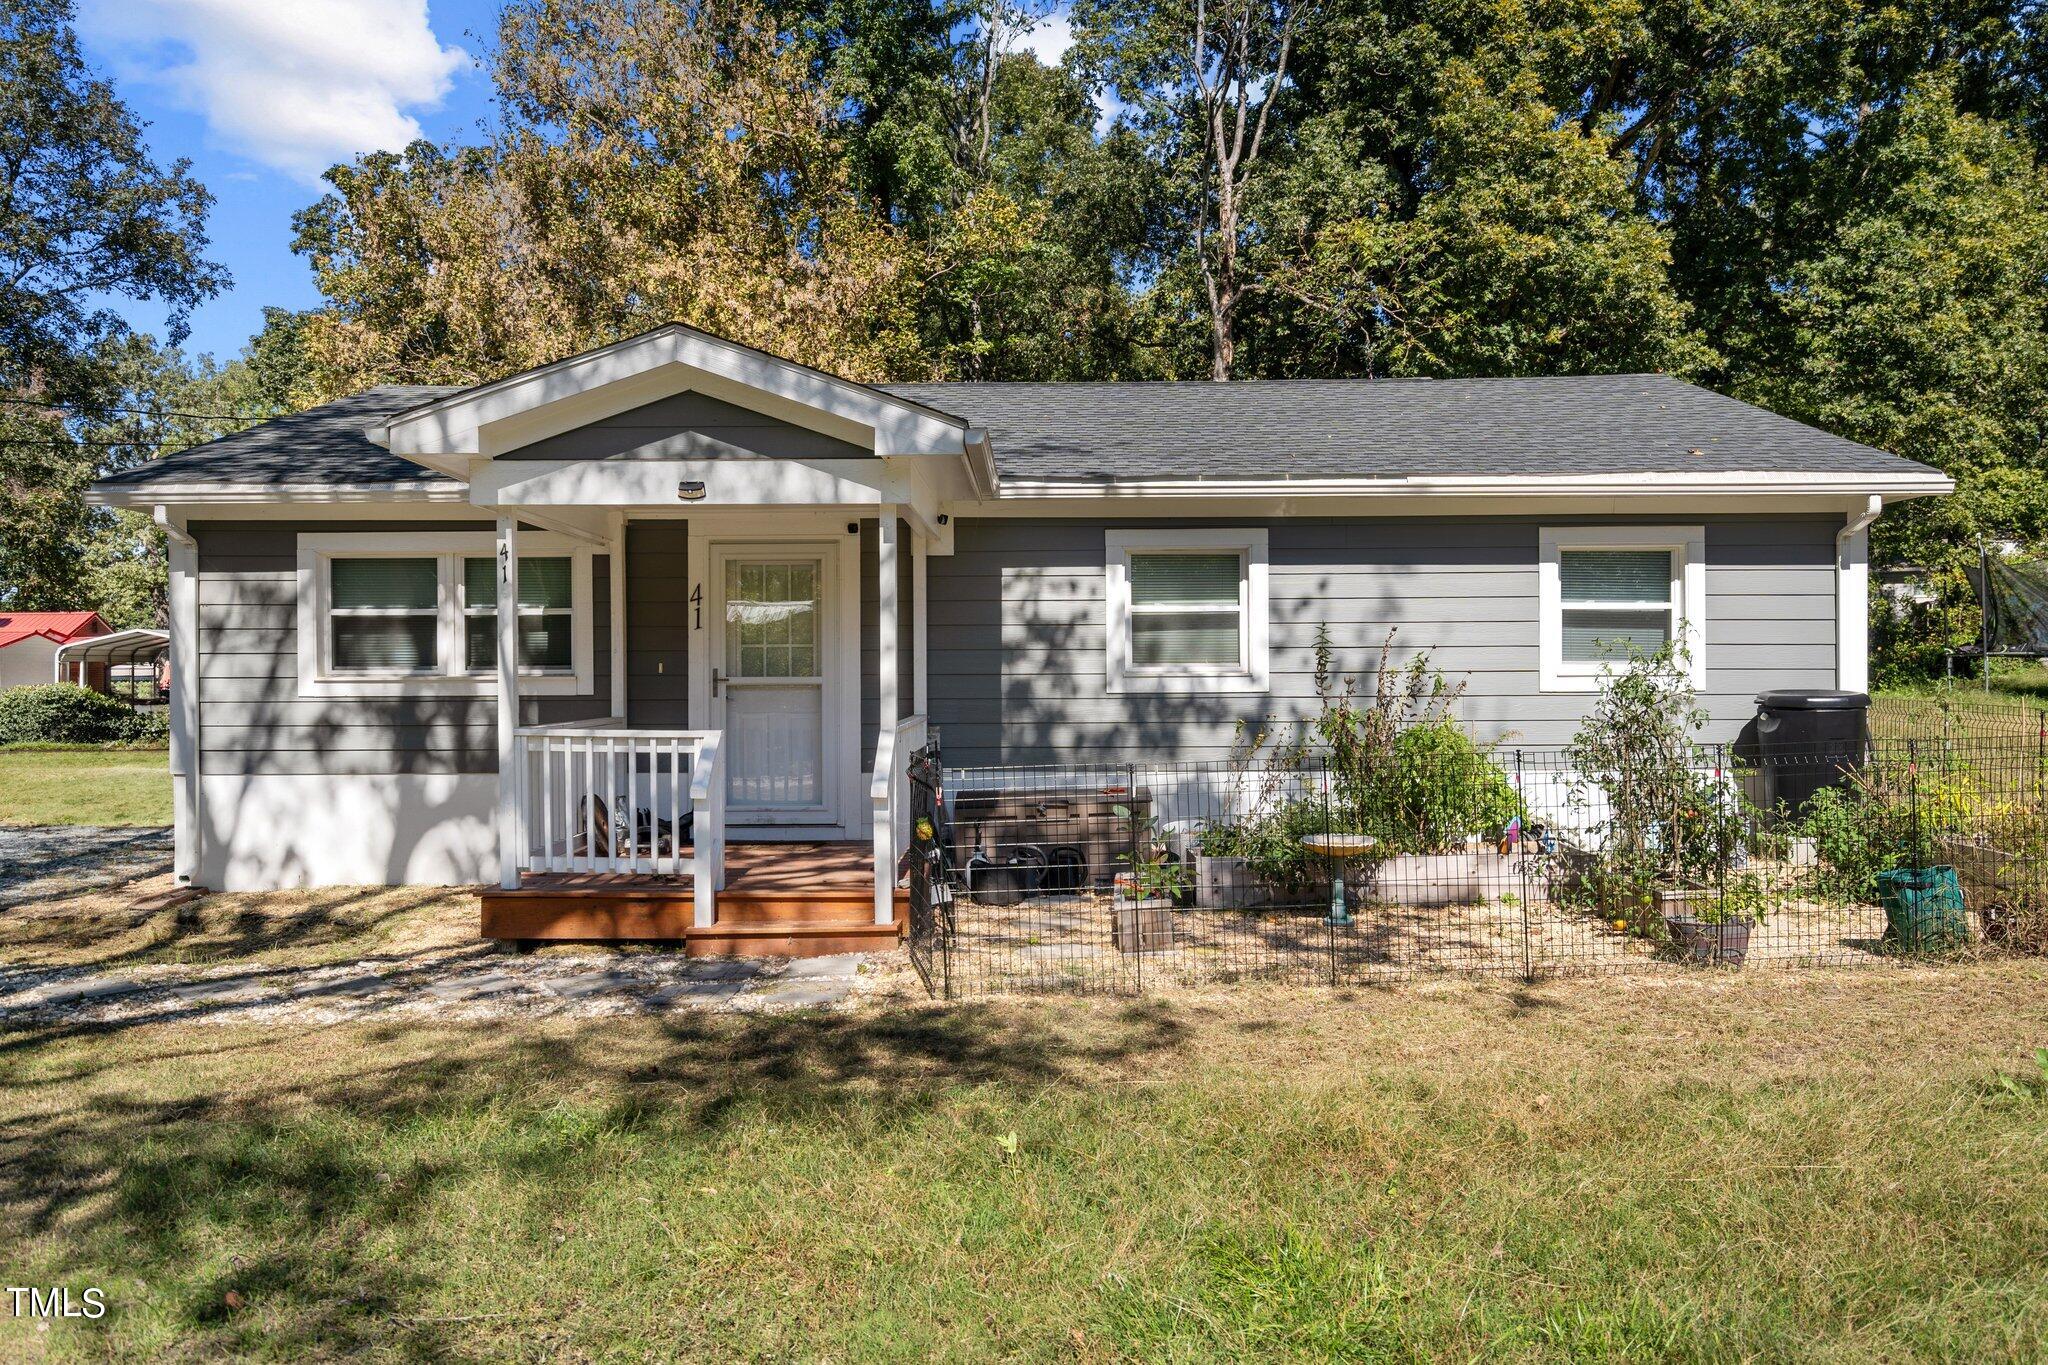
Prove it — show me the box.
[608,511,628,720]
[874,510,899,925]
[913,532,928,715]
[158,508,201,886]
[496,516,521,889]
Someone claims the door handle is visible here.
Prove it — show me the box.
[712,668,726,698]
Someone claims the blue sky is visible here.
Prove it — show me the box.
[75,0,1081,365]
[75,0,503,363]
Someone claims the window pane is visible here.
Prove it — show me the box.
[468,613,573,670]
[334,616,437,671]
[1132,610,1240,666]
[333,558,436,610]
[465,616,495,672]
[520,558,571,610]
[1131,552,1240,605]
[463,557,494,608]
[465,556,570,610]
[520,615,571,669]
[1561,608,1671,662]
[1559,549,1670,603]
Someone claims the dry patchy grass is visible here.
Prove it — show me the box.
[3,964,2047,1360]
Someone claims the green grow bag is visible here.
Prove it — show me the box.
[1877,866,1969,952]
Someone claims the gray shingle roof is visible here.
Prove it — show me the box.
[95,386,461,488]
[98,372,1935,491]
[877,374,1931,480]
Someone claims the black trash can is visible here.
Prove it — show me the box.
[1753,690,1869,814]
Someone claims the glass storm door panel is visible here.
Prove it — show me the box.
[719,555,826,811]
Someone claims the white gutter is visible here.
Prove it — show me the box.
[1837,494,1883,694]
[90,481,469,509]
[997,471,1956,500]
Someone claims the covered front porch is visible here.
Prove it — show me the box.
[379,328,983,951]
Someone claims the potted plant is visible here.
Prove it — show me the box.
[1663,872,1767,966]
[1113,805,1187,950]
[1193,822,1264,907]
[1559,642,1753,947]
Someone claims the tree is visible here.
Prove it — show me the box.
[0,0,225,612]
[1073,0,1300,378]
[0,0,224,405]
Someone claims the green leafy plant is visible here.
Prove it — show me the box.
[1113,803,1191,902]
[0,684,156,746]
[1556,643,1749,936]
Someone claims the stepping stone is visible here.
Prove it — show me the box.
[643,979,745,1008]
[540,972,641,1001]
[159,978,263,1004]
[424,973,524,1002]
[11,978,146,1007]
[684,959,759,981]
[782,953,864,980]
[746,980,854,1009]
[294,974,389,1000]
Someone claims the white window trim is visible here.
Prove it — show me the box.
[296,531,594,698]
[1539,525,1706,693]
[1105,528,1269,696]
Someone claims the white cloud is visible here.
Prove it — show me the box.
[81,0,467,183]
[1016,12,1074,67]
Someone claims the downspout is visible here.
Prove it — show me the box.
[155,506,203,886]
[1837,495,1881,695]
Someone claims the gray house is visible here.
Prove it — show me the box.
[91,324,1949,951]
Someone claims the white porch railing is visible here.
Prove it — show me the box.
[870,714,928,926]
[513,720,726,925]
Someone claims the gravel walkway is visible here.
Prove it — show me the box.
[0,825,175,908]
[0,949,875,1026]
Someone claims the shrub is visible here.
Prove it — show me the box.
[1390,721,1521,852]
[0,684,146,745]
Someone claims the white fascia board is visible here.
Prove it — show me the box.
[371,325,970,460]
[994,471,1955,501]
[473,456,897,509]
[89,481,470,509]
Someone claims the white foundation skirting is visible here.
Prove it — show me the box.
[197,773,500,890]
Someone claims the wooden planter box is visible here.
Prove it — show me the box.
[1370,843,1512,907]
[1112,900,1176,953]
[1196,854,1264,908]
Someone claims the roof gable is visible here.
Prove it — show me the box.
[499,390,874,463]
[0,612,109,649]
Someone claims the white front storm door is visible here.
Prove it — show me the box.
[710,545,838,824]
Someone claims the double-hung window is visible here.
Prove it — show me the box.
[297,532,592,697]
[463,556,574,672]
[1540,526,1705,690]
[328,557,440,674]
[1106,529,1269,694]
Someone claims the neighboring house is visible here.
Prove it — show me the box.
[89,325,1951,951]
[0,611,111,691]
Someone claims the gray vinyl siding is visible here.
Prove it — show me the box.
[925,516,1838,766]
[194,520,611,776]
[499,391,871,462]
[625,521,690,728]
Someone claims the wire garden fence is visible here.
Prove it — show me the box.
[901,728,2048,998]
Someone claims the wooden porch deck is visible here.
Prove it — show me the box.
[480,841,906,957]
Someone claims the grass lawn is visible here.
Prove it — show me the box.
[4,963,2048,1360]
[0,748,170,827]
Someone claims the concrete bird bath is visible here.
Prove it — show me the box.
[1301,832,1379,925]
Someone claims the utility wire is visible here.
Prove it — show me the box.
[0,395,266,422]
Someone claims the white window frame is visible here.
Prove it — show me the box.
[1539,525,1706,693]
[1105,528,1269,696]
[296,531,593,698]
